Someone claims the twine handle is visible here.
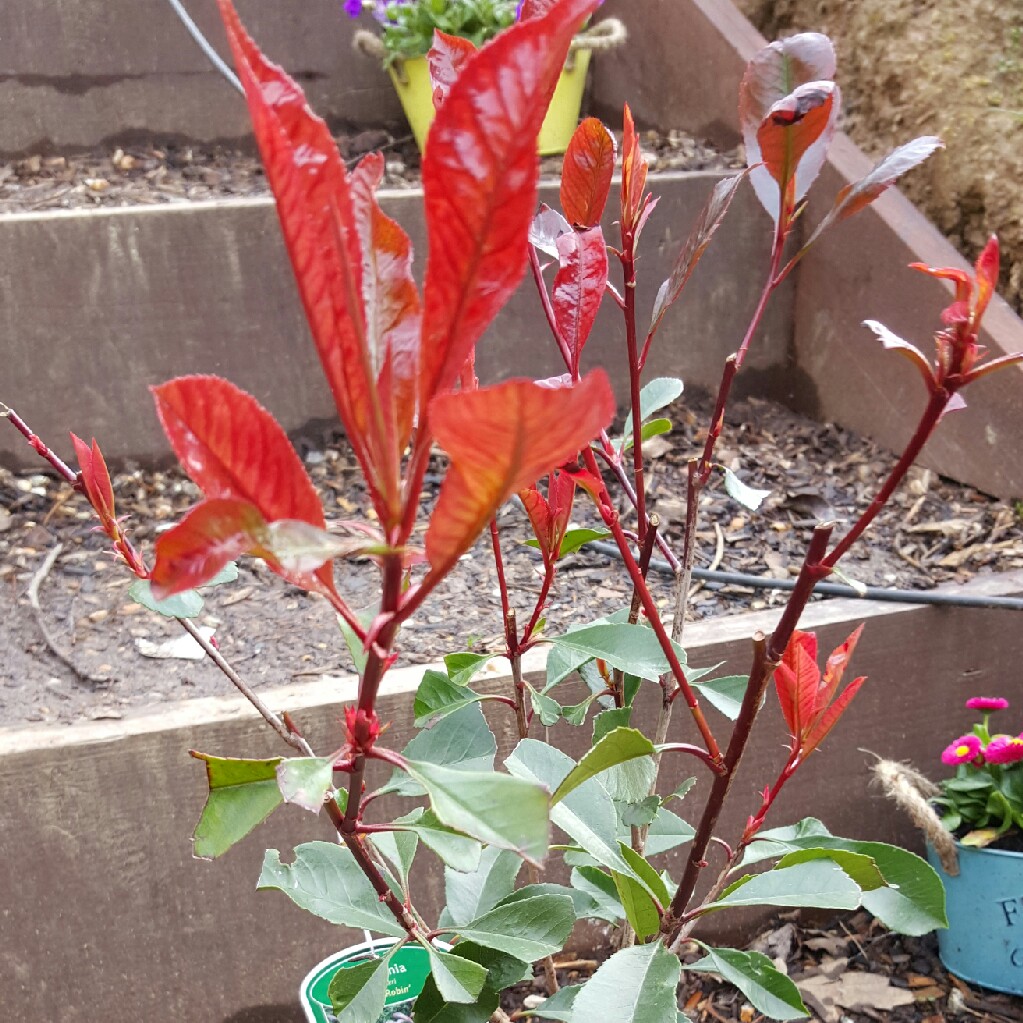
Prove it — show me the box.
[871,758,959,876]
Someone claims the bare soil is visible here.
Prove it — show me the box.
[3,392,1021,730]
[737,0,1023,316]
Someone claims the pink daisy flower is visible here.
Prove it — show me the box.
[984,735,1023,766]
[966,696,1009,711]
[941,734,982,766]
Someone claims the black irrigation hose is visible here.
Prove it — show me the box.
[586,541,1023,612]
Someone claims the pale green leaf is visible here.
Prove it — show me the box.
[549,623,687,683]
[458,893,575,962]
[620,377,685,452]
[552,728,655,804]
[444,847,524,928]
[425,946,489,1004]
[712,859,862,911]
[689,946,808,1020]
[327,953,390,1023]
[722,467,771,511]
[570,942,682,1023]
[276,757,334,813]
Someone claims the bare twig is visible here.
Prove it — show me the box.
[28,545,113,687]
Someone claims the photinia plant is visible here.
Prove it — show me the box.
[9,3,1023,1020]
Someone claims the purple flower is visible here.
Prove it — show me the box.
[966,696,1009,711]
[941,734,982,766]
[343,0,363,17]
[985,735,1023,765]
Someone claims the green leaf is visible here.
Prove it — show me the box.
[552,727,655,804]
[557,527,613,557]
[549,623,687,683]
[571,866,624,923]
[338,603,376,674]
[530,686,563,726]
[612,870,660,940]
[502,881,602,921]
[129,578,204,618]
[372,819,419,889]
[507,739,630,872]
[619,796,661,828]
[619,843,670,907]
[522,984,581,1020]
[571,942,682,1023]
[739,817,833,867]
[562,693,600,727]
[692,675,751,720]
[689,946,808,1020]
[257,842,406,936]
[276,757,334,813]
[457,893,575,961]
[425,946,489,1004]
[327,953,390,1023]
[412,943,513,1023]
[444,847,524,928]
[722,467,771,511]
[403,759,549,865]
[642,806,696,857]
[620,377,685,452]
[594,707,634,743]
[445,652,492,686]
[190,752,283,860]
[391,807,482,874]
[775,848,887,893]
[414,669,488,727]
[602,755,658,803]
[385,703,497,797]
[712,859,862,911]
[665,777,697,805]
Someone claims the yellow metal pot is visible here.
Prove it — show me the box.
[388,49,592,156]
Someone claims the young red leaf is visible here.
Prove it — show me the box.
[349,152,421,459]
[517,0,559,18]
[831,136,944,223]
[972,235,1000,330]
[802,674,867,756]
[863,320,936,392]
[649,171,748,337]
[152,498,269,598]
[561,117,617,229]
[71,433,116,529]
[425,371,615,579]
[553,226,608,373]
[428,30,478,109]
[217,0,389,506]
[418,0,603,409]
[755,81,838,223]
[152,376,337,595]
[520,470,575,563]
[739,33,836,221]
[620,103,650,239]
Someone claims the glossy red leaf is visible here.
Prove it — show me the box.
[71,433,116,529]
[819,623,864,707]
[649,171,748,337]
[349,152,421,458]
[152,498,269,598]
[972,235,1000,328]
[803,674,867,756]
[520,470,575,563]
[217,0,385,499]
[755,81,838,223]
[620,103,650,239]
[428,30,478,109]
[418,0,603,409]
[553,226,608,373]
[517,0,559,19]
[863,320,936,392]
[425,371,615,578]
[739,33,836,220]
[561,117,617,228]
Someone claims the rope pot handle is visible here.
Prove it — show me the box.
[353,16,627,79]
[871,758,960,875]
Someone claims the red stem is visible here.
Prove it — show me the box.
[529,246,574,372]
[1,403,80,485]
[620,247,647,542]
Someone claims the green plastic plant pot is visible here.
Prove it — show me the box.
[388,50,592,155]
[927,841,1023,995]
[300,938,440,1023]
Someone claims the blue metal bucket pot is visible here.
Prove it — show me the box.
[927,841,1023,995]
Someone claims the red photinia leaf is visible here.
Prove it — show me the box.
[428,30,478,109]
[425,370,615,578]
[739,33,836,221]
[553,226,608,374]
[561,117,617,228]
[151,375,339,596]
[819,622,864,706]
[755,81,838,223]
[350,152,421,457]
[802,674,867,756]
[71,433,116,529]
[863,320,936,392]
[773,630,818,738]
[517,0,559,19]
[520,470,575,563]
[217,0,387,505]
[649,171,748,337]
[830,136,943,223]
[418,0,603,409]
[620,103,650,239]
[972,235,1000,328]
[152,498,269,598]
